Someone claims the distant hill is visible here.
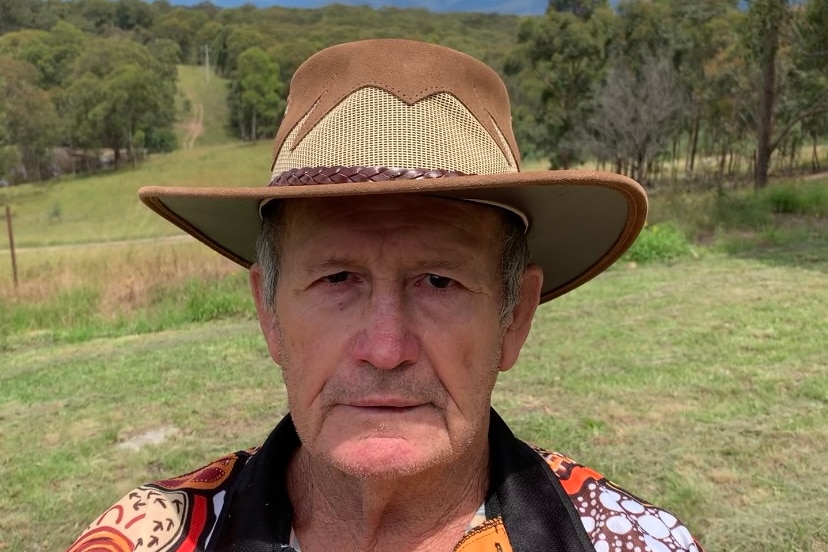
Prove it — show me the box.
[167,0,548,16]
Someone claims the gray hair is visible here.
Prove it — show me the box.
[255,202,531,326]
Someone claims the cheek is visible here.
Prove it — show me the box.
[425,317,503,411]
[276,313,343,412]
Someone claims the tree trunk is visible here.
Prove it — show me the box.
[252,109,257,142]
[813,134,821,171]
[671,134,678,180]
[788,142,795,172]
[688,113,700,174]
[754,3,780,190]
[129,126,137,170]
[687,113,701,173]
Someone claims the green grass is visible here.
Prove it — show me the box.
[0,271,252,348]
[622,222,696,263]
[175,64,233,147]
[2,252,826,551]
[765,180,828,216]
[1,139,827,550]
[647,178,828,257]
[0,143,272,247]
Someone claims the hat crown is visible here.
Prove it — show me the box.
[270,39,521,180]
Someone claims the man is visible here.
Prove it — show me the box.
[68,40,703,552]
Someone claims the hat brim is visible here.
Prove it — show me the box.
[139,170,647,304]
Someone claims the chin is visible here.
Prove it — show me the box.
[326,436,452,480]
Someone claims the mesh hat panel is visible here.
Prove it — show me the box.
[272,87,517,176]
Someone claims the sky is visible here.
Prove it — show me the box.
[169,0,549,16]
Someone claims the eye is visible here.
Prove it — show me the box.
[322,271,351,284]
[427,274,454,290]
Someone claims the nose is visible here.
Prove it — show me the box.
[352,289,420,370]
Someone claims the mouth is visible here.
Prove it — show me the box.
[345,398,427,410]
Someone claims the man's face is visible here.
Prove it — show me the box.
[251,194,540,479]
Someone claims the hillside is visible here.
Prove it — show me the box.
[167,0,548,15]
[175,65,232,148]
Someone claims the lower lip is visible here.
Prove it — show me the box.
[345,405,425,413]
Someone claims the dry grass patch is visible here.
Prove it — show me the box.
[1,238,238,309]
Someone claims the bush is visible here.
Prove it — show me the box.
[765,186,802,214]
[145,129,178,153]
[713,191,772,229]
[765,182,828,217]
[623,223,693,263]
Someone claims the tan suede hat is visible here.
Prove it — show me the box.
[139,38,647,303]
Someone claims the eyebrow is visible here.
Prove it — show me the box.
[303,255,480,276]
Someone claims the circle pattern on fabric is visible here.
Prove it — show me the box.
[575,482,699,552]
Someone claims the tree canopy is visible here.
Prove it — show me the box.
[1,0,827,189]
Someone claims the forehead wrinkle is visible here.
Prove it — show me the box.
[297,237,486,281]
[307,253,479,275]
[285,196,500,237]
[280,195,504,278]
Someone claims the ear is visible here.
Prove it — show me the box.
[499,264,543,373]
[249,263,283,365]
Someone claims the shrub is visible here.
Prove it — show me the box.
[623,222,693,263]
[146,129,179,153]
[765,186,802,214]
[765,182,828,217]
[713,191,772,229]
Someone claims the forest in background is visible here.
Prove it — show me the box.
[1,0,827,189]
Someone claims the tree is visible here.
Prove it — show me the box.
[510,2,615,168]
[62,38,176,168]
[231,47,285,141]
[741,0,828,188]
[212,24,266,77]
[656,0,741,175]
[147,38,181,77]
[152,8,209,63]
[114,0,155,31]
[72,0,117,33]
[0,0,35,33]
[0,56,61,181]
[0,22,86,89]
[745,0,790,188]
[587,55,687,185]
[548,0,605,18]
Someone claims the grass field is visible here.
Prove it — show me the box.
[175,65,233,148]
[1,138,827,550]
[1,250,826,550]
[0,143,272,248]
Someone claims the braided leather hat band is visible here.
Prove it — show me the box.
[269,166,468,186]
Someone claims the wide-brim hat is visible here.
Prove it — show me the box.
[140,39,647,303]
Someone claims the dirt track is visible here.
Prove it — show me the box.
[184,101,204,149]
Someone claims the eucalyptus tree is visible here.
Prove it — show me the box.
[0,56,61,180]
[743,0,828,188]
[62,38,177,168]
[662,0,741,174]
[509,0,615,168]
[0,21,86,89]
[152,7,210,64]
[230,47,285,141]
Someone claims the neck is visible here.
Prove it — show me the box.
[287,437,490,552]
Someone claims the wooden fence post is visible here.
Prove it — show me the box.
[5,205,18,289]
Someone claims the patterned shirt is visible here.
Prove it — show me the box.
[68,411,704,552]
